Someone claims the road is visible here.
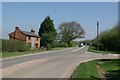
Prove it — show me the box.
[2,46,119,78]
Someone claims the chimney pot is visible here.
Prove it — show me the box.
[31,29,35,33]
[15,27,20,30]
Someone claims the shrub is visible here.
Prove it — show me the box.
[2,39,30,52]
[92,26,120,52]
[69,41,78,47]
[13,40,30,52]
[2,39,8,51]
[0,38,2,51]
[54,42,68,47]
[46,44,51,50]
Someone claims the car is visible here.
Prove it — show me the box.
[79,43,83,47]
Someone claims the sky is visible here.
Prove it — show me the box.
[2,2,118,41]
[1,0,119,2]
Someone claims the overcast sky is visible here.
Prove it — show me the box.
[2,2,118,41]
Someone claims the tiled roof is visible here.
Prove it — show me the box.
[21,31,40,37]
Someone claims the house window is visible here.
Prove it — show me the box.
[35,43,38,48]
[28,36,31,40]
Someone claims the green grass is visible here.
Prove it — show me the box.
[98,59,120,79]
[71,59,120,80]
[71,60,100,78]
[88,46,119,54]
[99,59,119,71]
[51,47,65,50]
[0,51,2,57]
[1,47,65,58]
[1,50,44,58]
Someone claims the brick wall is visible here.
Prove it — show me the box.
[9,27,26,41]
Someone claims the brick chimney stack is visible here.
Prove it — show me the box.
[15,27,20,31]
[31,29,35,33]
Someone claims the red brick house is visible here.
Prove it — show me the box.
[8,27,40,49]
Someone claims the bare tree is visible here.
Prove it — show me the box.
[58,21,85,45]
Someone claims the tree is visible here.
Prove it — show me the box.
[92,25,120,52]
[58,21,85,45]
[93,30,109,50]
[100,27,118,51]
[38,16,57,49]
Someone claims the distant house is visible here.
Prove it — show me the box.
[8,27,40,49]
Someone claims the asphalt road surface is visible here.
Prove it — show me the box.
[2,46,119,78]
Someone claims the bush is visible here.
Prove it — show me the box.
[46,44,51,50]
[100,28,118,51]
[54,42,68,47]
[14,40,30,52]
[93,26,120,52]
[2,39,30,52]
[0,38,2,51]
[2,39,8,51]
[69,41,78,47]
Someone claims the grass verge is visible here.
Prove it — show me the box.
[99,59,120,79]
[88,46,119,54]
[71,59,120,80]
[71,60,100,79]
[1,47,65,58]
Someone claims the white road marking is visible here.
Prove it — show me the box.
[2,47,75,60]
[72,46,85,52]
[2,59,46,77]
[2,51,54,60]
[60,63,77,78]
[107,54,119,56]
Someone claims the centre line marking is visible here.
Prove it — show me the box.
[2,59,46,77]
[72,46,85,52]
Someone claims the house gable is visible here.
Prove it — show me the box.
[8,27,26,41]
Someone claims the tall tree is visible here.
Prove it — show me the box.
[38,16,57,49]
[58,21,85,45]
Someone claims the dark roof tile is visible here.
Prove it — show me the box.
[21,31,40,37]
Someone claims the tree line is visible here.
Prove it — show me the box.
[92,24,120,52]
[38,16,85,49]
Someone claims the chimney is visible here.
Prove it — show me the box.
[31,29,35,33]
[15,27,20,31]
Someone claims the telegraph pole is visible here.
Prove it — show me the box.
[97,22,99,51]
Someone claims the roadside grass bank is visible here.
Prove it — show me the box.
[100,59,120,79]
[88,46,119,54]
[71,60,100,79]
[71,59,120,80]
[1,47,65,58]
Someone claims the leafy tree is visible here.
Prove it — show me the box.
[58,21,85,45]
[92,25,120,52]
[38,16,57,49]
[93,30,109,50]
[99,26,120,52]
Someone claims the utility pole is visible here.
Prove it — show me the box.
[97,22,99,51]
